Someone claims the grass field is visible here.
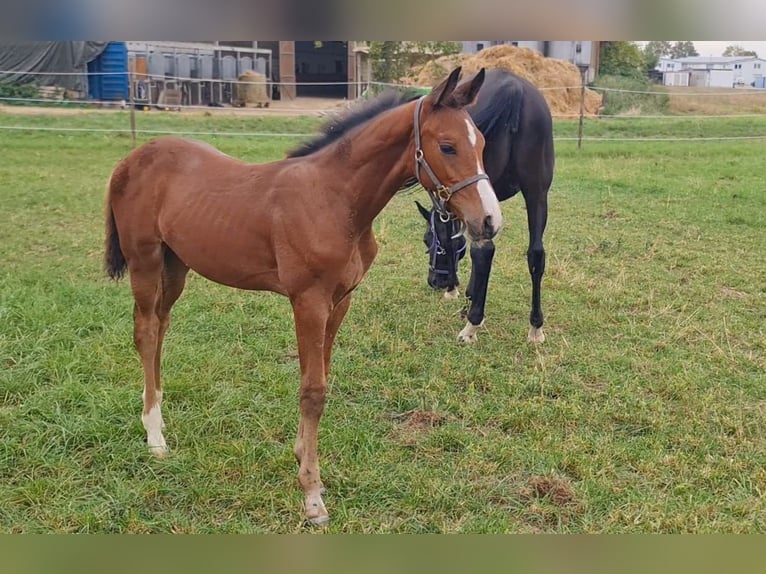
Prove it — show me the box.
[1,108,765,533]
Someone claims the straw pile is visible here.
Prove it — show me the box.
[234,70,270,107]
[402,46,602,117]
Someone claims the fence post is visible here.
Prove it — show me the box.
[128,71,137,148]
[577,64,587,149]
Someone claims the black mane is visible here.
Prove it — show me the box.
[287,90,412,158]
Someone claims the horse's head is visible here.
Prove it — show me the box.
[413,66,502,243]
[416,200,467,291]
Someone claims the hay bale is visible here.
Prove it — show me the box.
[403,45,602,117]
[235,70,270,107]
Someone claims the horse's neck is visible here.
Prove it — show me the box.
[326,102,416,227]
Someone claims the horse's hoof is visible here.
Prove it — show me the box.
[458,333,478,344]
[528,326,545,344]
[457,320,483,343]
[443,287,459,300]
[148,445,169,458]
[306,514,330,527]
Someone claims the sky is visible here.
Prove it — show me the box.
[639,41,766,57]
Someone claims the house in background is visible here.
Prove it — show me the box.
[657,56,766,87]
[461,41,600,81]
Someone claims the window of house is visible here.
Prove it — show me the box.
[476,43,484,51]
[755,63,762,69]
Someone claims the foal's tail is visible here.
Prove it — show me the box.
[104,168,127,281]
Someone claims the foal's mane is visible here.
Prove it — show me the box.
[287,90,412,158]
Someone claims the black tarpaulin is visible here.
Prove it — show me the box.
[0,41,108,91]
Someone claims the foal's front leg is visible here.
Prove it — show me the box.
[291,292,332,525]
[458,240,495,343]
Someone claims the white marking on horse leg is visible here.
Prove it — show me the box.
[142,401,168,458]
[443,287,460,300]
[457,319,485,344]
[476,160,502,232]
[528,326,545,344]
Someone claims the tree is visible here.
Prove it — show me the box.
[599,41,647,78]
[669,41,698,58]
[641,41,669,72]
[643,41,673,59]
[723,44,758,57]
[367,41,461,83]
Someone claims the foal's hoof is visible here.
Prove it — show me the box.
[306,514,330,527]
[528,326,545,344]
[304,493,329,526]
[148,445,169,458]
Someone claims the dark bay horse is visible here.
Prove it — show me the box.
[104,67,500,525]
[416,68,554,344]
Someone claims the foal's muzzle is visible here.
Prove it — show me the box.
[467,215,499,242]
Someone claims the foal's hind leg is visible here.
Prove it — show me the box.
[130,245,187,457]
[150,249,189,447]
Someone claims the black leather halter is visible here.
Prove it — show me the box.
[413,96,489,220]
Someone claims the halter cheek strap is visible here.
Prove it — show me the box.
[413,96,490,218]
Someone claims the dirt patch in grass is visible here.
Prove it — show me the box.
[391,409,447,430]
[522,475,577,506]
[389,409,449,448]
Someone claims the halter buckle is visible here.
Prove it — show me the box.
[436,185,451,202]
[415,149,424,161]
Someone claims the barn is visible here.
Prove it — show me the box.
[258,41,359,100]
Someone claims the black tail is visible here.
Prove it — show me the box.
[104,184,127,281]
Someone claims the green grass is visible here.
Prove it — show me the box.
[1,109,765,533]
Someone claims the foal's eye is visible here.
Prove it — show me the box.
[439,144,456,155]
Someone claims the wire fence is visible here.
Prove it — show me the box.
[2,70,766,144]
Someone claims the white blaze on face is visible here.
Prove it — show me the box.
[465,118,502,232]
[465,118,478,147]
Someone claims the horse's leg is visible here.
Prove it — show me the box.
[151,248,190,435]
[322,295,352,378]
[291,291,332,525]
[458,240,495,343]
[129,245,169,457]
[523,188,548,344]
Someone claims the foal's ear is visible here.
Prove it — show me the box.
[450,68,486,108]
[429,67,462,108]
[415,200,431,221]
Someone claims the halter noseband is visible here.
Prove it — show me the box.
[413,96,490,220]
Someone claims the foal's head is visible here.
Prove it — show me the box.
[413,67,502,243]
[416,200,467,291]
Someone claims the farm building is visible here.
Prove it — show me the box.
[657,56,766,88]
[125,41,273,107]
[0,41,274,105]
[461,41,601,81]
[128,41,361,102]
